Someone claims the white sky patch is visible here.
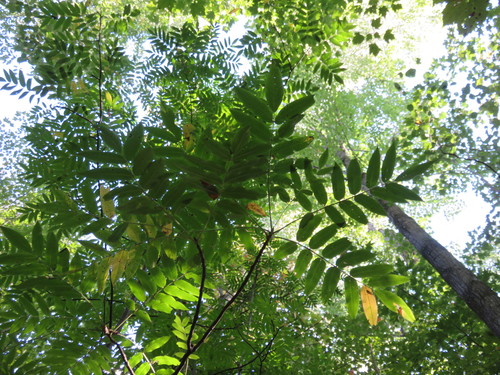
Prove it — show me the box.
[430,188,491,252]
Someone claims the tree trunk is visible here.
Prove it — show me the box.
[380,201,500,338]
[336,145,500,338]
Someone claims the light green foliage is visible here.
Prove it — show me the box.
[0,0,498,374]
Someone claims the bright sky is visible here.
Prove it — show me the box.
[0,4,491,253]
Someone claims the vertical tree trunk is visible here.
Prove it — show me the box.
[381,201,500,338]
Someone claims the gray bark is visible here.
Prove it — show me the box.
[381,201,500,338]
[336,145,500,338]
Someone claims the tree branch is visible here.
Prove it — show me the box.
[173,231,274,375]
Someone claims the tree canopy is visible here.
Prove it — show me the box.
[0,0,498,374]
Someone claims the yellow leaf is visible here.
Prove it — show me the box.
[99,186,115,218]
[361,285,378,326]
[126,222,142,243]
[183,123,196,151]
[110,250,130,285]
[144,215,157,239]
[105,91,113,104]
[95,257,110,293]
[162,222,173,236]
[246,202,267,216]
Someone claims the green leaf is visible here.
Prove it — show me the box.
[230,108,271,142]
[310,179,328,205]
[79,168,134,181]
[133,147,154,176]
[366,148,381,188]
[290,167,302,189]
[336,250,374,267]
[304,258,326,294]
[222,186,265,200]
[275,95,315,123]
[323,238,352,258]
[318,148,329,168]
[32,222,44,254]
[331,163,345,200]
[374,289,415,322]
[277,115,304,138]
[395,160,437,181]
[79,151,126,164]
[234,87,273,122]
[370,186,408,203]
[145,336,170,353]
[354,194,386,216]
[296,214,323,242]
[274,242,298,259]
[368,274,410,288]
[295,190,312,211]
[344,277,359,318]
[385,182,422,201]
[381,141,397,182]
[347,159,362,194]
[324,206,346,226]
[153,355,180,366]
[350,264,394,278]
[294,250,313,277]
[81,181,98,215]
[309,224,338,249]
[0,253,38,264]
[321,267,341,302]
[107,223,129,243]
[265,62,283,112]
[47,231,60,269]
[339,201,368,224]
[369,43,381,56]
[405,68,416,77]
[0,226,32,252]
[123,124,144,161]
[98,126,122,152]
[127,279,147,302]
[273,136,314,158]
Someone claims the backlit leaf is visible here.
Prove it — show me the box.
[354,194,386,216]
[368,274,410,288]
[321,267,341,302]
[265,62,283,112]
[304,258,326,294]
[79,167,133,181]
[310,179,328,205]
[144,336,170,353]
[347,159,362,194]
[366,148,381,188]
[234,87,273,122]
[331,163,345,200]
[100,186,116,218]
[339,201,368,224]
[396,160,437,181]
[336,249,374,267]
[350,264,394,278]
[274,242,298,259]
[296,214,323,242]
[344,277,359,318]
[275,95,315,123]
[294,250,313,277]
[246,202,267,216]
[0,226,32,252]
[323,238,352,258]
[382,141,397,181]
[385,182,423,201]
[361,286,378,325]
[309,224,338,249]
[374,289,415,322]
[127,279,147,302]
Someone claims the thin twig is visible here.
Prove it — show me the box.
[173,231,274,375]
[187,237,207,349]
[105,327,135,375]
[439,148,499,177]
